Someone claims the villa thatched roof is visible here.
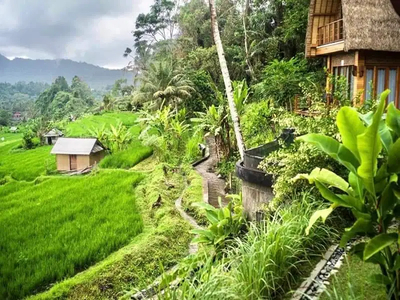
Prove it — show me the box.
[342,0,400,52]
[306,0,400,55]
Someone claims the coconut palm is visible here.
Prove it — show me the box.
[209,0,246,160]
[132,60,195,111]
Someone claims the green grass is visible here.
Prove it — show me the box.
[181,170,207,226]
[0,132,22,145]
[31,162,193,300]
[320,254,386,300]
[0,170,144,300]
[99,141,153,169]
[66,112,139,137]
[0,141,55,181]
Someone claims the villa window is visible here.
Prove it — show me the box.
[364,67,400,106]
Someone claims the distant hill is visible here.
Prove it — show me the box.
[0,54,133,89]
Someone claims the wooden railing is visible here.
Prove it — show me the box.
[317,19,343,46]
[293,94,333,117]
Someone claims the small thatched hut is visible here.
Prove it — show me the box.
[306,0,400,105]
[51,138,105,171]
[44,129,64,145]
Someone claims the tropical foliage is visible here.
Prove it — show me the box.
[296,90,400,299]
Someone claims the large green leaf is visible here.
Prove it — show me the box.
[297,134,359,173]
[293,168,349,192]
[386,103,400,138]
[388,139,400,173]
[337,194,363,211]
[364,233,398,260]
[357,90,390,193]
[337,107,365,161]
[363,111,394,152]
[340,218,373,247]
[306,204,337,235]
[391,254,400,271]
[348,172,364,197]
[379,120,393,153]
[380,183,398,218]
[315,182,353,207]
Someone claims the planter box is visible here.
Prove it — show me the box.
[236,129,294,220]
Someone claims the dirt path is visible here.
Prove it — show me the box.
[195,136,228,207]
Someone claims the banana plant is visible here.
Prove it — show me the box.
[294,90,400,299]
[191,194,246,253]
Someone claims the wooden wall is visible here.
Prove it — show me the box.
[77,156,90,170]
[56,152,105,172]
[56,155,70,171]
[365,51,400,67]
[89,151,105,166]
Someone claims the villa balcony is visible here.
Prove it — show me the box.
[317,19,344,46]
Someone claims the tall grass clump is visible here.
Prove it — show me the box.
[99,140,153,169]
[162,194,334,299]
[0,170,144,300]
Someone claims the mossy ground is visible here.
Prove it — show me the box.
[181,170,208,226]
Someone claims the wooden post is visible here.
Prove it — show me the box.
[353,51,366,105]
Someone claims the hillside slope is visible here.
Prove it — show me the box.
[0,54,134,89]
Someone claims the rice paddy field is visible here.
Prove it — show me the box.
[0,112,158,299]
[66,112,140,137]
[0,170,144,300]
[0,112,148,181]
[0,141,55,181]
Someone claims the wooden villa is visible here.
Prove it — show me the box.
[306,0,400,105]
[51,138,106,172]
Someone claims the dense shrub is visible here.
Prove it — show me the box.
[241,101,277,148]
[259,106,342,207]
[184,70,216,117]
[254,58,308,107]
[138,106,202,164]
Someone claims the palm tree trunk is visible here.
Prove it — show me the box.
[208,0,246,160]
[243,0,255,80]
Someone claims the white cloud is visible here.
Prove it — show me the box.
[0,0,152,69]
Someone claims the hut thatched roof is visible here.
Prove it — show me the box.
[306,0,400,55]
[44,128,63,137]
[342,0,400,52]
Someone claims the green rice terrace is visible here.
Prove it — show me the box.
[0,112,197,300]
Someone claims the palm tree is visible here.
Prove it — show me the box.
[208,0,246,160]
[132,60,194,111]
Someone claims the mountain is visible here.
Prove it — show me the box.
[0,54,133,89]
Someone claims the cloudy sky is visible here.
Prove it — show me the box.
[0,0,151,69]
